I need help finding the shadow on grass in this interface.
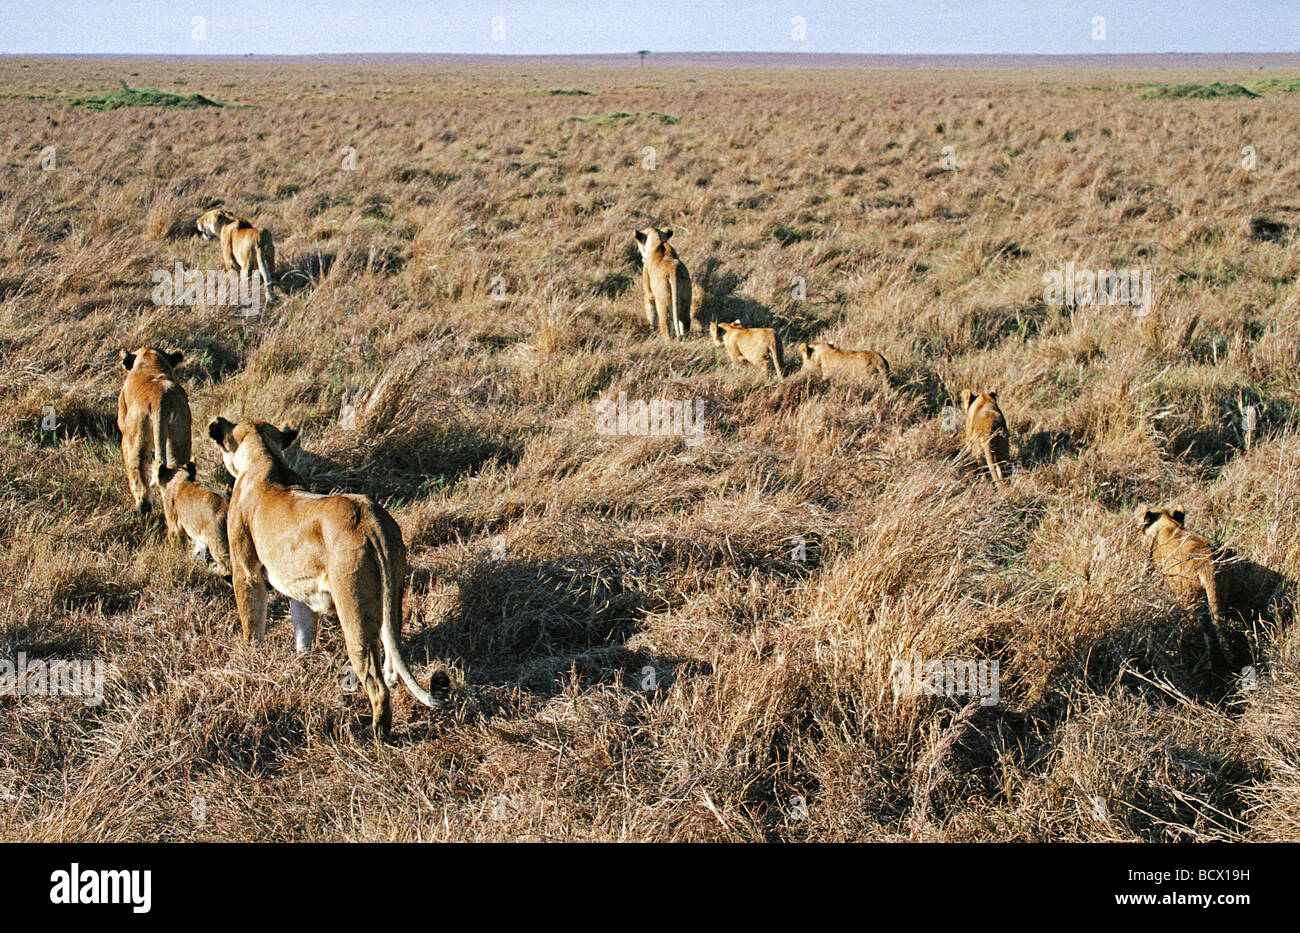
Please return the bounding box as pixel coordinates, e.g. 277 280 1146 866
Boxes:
1076 557 1292 708
1020 429 1081 467
891 363 951 419
287 426 522 502
31 398 119 446
405 553 698 703
277 251 335 294
695 259 787 334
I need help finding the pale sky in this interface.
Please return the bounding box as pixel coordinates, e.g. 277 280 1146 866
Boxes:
0 1 1295 56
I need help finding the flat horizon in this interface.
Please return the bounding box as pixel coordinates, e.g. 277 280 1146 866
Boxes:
4 51 1300 69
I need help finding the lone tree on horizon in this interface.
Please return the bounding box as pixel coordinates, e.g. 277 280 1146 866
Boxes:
637 50 649 68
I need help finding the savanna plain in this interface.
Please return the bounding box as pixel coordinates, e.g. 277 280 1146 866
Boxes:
1 57 1298 841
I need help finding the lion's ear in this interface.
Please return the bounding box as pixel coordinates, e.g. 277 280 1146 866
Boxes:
989 391 999 401
164 350 184 368
1171 508 1185 526
155 463 175 485
662 229 673 241
208 417 236 451
732 319 741 326
278 426 299 449
961 390 975 408
1140 508 1160 529
120 349 135 371
633 229 647 244
183 461 197 481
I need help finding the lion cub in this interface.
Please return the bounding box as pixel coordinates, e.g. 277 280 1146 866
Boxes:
156 461 231 577
634 227 693 340
117 347 192 515
798 342 889 382
711 320 785 377
962 390 1010 486
1138 505 1226 663
195 208 251 240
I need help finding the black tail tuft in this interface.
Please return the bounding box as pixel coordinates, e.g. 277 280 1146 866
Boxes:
427 670 451 699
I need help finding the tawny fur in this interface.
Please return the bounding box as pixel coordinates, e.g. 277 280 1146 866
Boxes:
220 221 276 303
156 461 231 577
117 347 192 515
797 342 890 382
962 390 1011 487
195 208 251 240
634 227 693 341
711 319 785 377
209 417 443 733
1138 505 1226 664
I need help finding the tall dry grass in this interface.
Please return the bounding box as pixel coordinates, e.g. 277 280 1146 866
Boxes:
0 58 1296 840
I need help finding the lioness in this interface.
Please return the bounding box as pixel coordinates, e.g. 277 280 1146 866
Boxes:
117 347 192 515
195 208 251 240
797 342 890 382
208 417 444 732
156 461 231 577
1138 505 1226 664
221 221 276 303
711 320 785 377
962 390 1010 487
634 227 692 340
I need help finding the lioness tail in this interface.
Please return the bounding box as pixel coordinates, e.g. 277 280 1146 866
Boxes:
369 504 442 708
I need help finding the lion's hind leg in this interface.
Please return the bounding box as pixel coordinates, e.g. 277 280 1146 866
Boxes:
641 270 657 331
331 580 392 734
121 418 152 515
231 564 269 641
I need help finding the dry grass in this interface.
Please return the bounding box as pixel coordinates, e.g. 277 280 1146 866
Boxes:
0 58 1298 841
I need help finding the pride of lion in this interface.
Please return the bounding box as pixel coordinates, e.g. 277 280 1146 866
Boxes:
635 227 694 340
961 391 1011 488
797 342 890 383
117 347 192 515
710 320 786 376
1138 505 1227 667
195 207 276 304
155 460 231 579
209 417 446 731
97 209 1260 735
